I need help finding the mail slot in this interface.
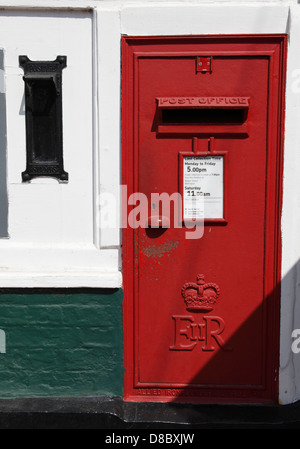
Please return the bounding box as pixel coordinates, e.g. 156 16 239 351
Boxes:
156 96 249 135
122 35 287 404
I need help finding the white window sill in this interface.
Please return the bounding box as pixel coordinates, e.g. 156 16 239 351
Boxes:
0 269 122 288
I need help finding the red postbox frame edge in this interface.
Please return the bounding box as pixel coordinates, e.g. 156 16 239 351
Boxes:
122 34 288 404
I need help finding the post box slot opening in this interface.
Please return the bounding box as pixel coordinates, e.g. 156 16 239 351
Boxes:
161 108 247 125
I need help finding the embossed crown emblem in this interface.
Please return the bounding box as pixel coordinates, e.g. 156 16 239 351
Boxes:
181 274 220 313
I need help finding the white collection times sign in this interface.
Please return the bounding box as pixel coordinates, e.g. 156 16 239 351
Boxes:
183 155 224 220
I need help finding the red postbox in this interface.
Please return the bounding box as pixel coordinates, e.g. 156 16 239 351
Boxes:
122 35 287 403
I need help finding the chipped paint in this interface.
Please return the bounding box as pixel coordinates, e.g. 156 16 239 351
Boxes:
142 240 179 258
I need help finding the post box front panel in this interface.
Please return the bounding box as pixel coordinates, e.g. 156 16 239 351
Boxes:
122 36 286 403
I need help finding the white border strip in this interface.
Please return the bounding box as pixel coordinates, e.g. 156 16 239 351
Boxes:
120 3 289 35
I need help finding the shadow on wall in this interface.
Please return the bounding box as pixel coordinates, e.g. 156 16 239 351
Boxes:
164 261 300 405
0 49 8 238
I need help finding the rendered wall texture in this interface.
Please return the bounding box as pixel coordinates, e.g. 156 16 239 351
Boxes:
0 289 124 398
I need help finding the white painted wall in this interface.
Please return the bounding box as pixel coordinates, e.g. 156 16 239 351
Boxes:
0 8 121 288
279 2 300 406
0 0 298 404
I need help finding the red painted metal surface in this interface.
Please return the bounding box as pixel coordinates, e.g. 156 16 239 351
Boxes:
122 35 287 404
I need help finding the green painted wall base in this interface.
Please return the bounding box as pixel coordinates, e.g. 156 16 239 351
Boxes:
0 288 124 398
